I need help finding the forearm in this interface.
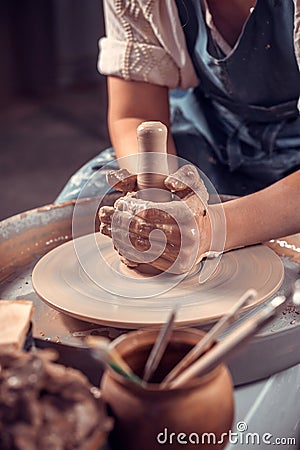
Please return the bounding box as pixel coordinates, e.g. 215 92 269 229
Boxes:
109 117 177 159
222 170 300 251
107 76 176 166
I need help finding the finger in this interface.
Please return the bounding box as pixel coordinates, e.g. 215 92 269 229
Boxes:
100 217 190 269
115 238 178 266
134 201 199 224
98 206 115 224
112 201 200 244
165 164 209 203
164 164 199 190
114 192 193 221
115 195 178 224
106 168 137 192
128 215 182 244
149 241 200 274
119 255 139 268
99 223 112 238
115 228 199 267
135 207 179 225
114 185 207 226
117 244 198 274
118 247 172 273
144 256 174 273
112 210 185 247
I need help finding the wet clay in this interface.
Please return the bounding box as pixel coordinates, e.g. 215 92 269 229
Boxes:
266 234 300 265
136 121 172 201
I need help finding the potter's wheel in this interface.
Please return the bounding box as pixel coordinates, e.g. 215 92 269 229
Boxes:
1 199 300 385
32 231 284 328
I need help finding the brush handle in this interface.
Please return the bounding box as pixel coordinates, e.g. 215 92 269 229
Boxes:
162 289 257 385
136 121 172 202
169 295 286 388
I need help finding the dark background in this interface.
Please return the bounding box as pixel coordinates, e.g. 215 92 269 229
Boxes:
0 0 110 220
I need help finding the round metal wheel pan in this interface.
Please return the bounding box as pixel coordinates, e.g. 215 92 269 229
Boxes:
0 197 300 386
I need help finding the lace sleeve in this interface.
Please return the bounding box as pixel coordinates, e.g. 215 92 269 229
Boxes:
98 0 198 89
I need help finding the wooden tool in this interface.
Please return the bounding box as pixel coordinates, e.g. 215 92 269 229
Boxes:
168 295 286 388
162 289 257 385
136 121 172 202
142 304 178 383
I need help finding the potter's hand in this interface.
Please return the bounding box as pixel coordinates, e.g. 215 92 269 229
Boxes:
99 165 211 274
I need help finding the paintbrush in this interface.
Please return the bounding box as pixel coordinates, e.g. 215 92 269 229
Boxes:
168 295 286 389
161 289 257 386
86 336 142 385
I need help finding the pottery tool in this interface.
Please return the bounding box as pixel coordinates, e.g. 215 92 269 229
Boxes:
162 288 257 385
86 336 142 385
142 304 178 383
168 294 286 389
136 121 172 202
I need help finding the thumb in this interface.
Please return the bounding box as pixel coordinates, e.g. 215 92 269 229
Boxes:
164 164 209 204
106 168 137 193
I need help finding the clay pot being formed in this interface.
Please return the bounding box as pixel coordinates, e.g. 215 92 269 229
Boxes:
101 328 234 450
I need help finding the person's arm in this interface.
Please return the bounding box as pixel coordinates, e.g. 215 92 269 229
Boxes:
107 76 177 162
99 167 300 274
222 170 300 252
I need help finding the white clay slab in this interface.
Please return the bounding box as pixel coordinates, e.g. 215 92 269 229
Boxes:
32 233 284 328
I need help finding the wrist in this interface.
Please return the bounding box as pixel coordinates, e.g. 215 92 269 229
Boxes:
198 203 227 258
197 210 212 257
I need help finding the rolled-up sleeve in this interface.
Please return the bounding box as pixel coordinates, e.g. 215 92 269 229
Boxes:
98 0 198 90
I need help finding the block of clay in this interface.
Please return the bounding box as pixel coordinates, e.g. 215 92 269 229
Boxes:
0 300 33 349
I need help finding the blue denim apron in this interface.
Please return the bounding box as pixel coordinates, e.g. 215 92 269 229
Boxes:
171 0 300 192
56 0 300 202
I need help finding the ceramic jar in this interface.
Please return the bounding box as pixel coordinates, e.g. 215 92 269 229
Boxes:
101 328 234 450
